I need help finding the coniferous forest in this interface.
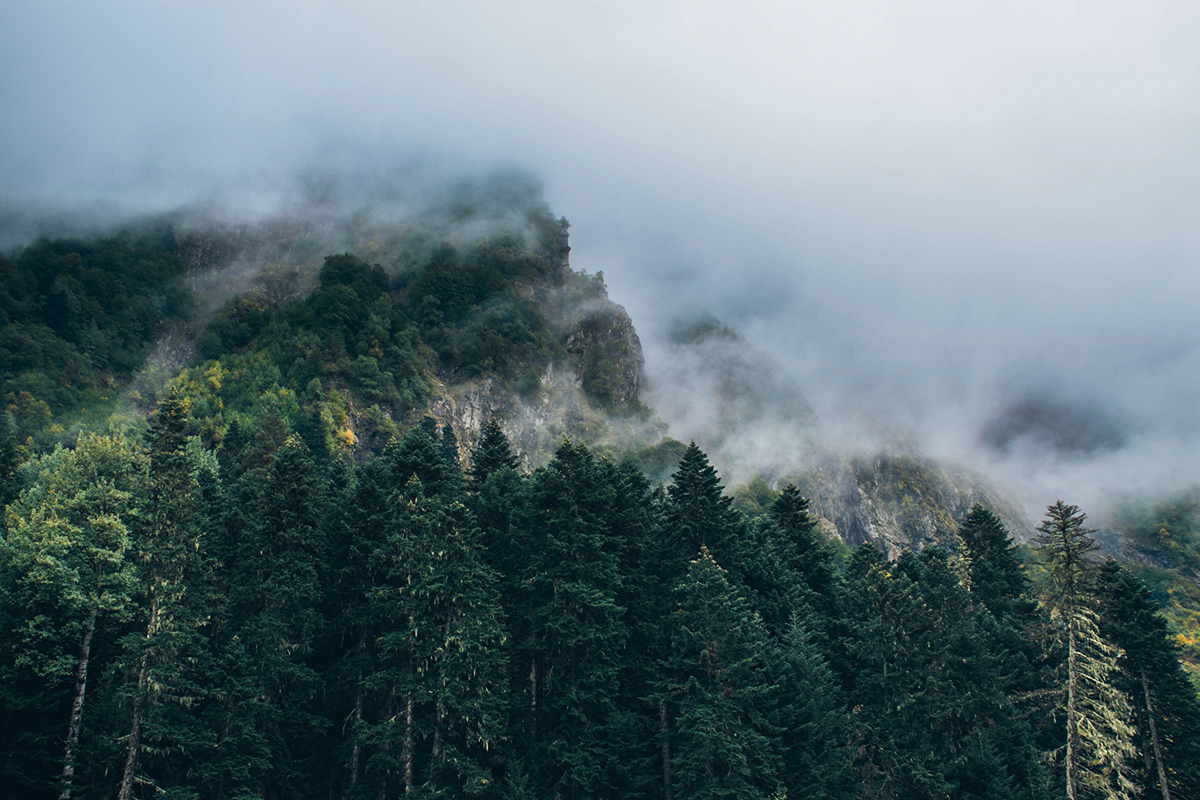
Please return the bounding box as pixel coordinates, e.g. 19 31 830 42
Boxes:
1 191 1199 800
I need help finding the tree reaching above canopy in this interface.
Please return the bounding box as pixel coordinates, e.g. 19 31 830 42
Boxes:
1035 501 1137 800
663 442 745 579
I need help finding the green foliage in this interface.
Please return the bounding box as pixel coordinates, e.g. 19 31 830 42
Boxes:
1097 560 1200 799
0 433 143 798
629 437 689 485
0 233 194 448
659 548 784 800
4 196 1200 800
731 475 779 523
1035 502 1138 800
662 442 748 581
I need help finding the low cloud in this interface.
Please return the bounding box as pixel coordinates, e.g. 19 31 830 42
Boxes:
3 1 1199 517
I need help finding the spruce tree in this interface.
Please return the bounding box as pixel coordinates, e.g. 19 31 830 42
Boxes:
324 455 395 796
468 417 520 485
959 504 1033 620
388 423 456 500
958 504 1050 795
662 443 746 582
1035 501 1137 800
215 434 328 799
658 547 783 800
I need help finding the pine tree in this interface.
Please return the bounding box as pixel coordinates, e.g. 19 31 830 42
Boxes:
1035 501 1137 800
468 417 519 485
324 455 395 796
959 504 1033 620
746 484 849 677
388 423 456 500
362 475 507 798
958 504 1050 796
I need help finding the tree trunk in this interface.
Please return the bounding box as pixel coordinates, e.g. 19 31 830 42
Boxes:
349 667 364 788
660 698 672 800
1140 666 1171 800
59 608 97 800
430 702 442 793
378 691 395 800
1066 615 1078 800
402 692 413 793
530 656 538 714
118 597 160 800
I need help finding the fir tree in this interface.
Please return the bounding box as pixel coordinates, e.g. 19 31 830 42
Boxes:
662 443 746 582
510 440 633 800
324 455 395 796
959 504 1034 621
388 423 456 500
217 434 329 799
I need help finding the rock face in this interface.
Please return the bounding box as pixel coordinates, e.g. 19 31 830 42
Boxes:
792 453 1030 556
564 301 644 408
428 272 649 469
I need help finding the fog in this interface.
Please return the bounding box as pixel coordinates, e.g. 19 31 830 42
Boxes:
4 1 1200 515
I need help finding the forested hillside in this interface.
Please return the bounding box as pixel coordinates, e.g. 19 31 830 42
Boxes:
4 408 1199 799
2 184 1200 799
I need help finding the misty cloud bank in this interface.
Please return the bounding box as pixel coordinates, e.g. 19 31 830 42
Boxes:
4 1 1200 518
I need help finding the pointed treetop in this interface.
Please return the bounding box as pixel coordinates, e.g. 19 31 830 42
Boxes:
958 503 1032 618
468 417 519 484
145 388 189 466
1034 500 1100 602
771 483 811 527
390 424 454 499
668 442 727 509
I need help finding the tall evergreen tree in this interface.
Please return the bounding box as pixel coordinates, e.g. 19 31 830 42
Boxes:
662 443 746 582
323 454 395 797
957 504 1051 795
392 482 508 795
510 440 633 800
1097 559 1200 800
213 434 328 799
388 423 456 500
658 547 783 800
959 504 1033 620
116 390 213 800
468 417 520 485
1035 502 1137 800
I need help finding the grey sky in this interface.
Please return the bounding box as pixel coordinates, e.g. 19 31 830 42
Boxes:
4 1 1200 512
